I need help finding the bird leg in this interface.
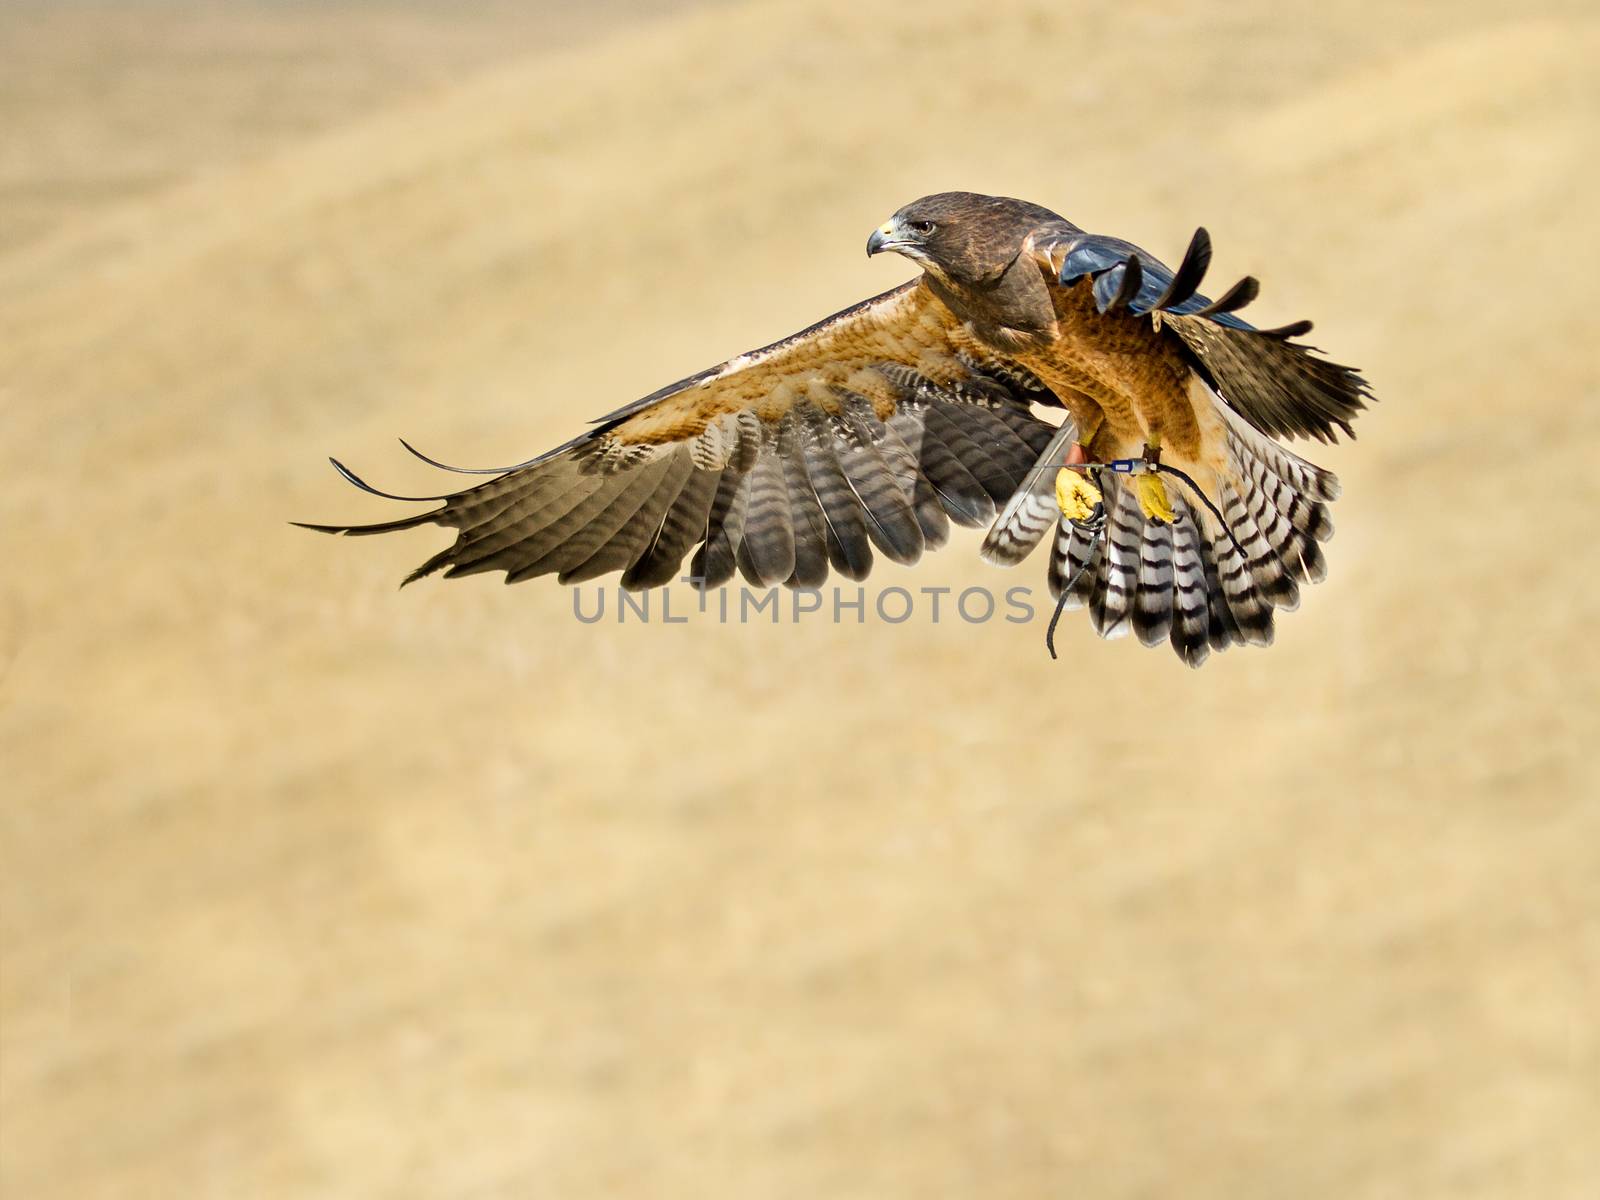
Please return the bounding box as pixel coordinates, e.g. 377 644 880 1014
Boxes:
1055 438 1103 523
1133 438 1176 523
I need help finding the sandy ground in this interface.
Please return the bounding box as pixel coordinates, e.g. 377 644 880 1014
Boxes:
2 2 1598 1197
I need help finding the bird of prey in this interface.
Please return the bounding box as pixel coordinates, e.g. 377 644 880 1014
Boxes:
300 192 1372 666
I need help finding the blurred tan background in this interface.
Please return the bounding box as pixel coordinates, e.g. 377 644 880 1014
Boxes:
2 2 1597 1197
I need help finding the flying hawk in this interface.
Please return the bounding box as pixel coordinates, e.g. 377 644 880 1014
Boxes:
300 192 1372 666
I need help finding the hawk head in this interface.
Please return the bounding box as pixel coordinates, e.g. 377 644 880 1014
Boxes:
867 192 1065 286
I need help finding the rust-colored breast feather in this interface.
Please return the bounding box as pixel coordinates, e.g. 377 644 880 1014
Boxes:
1012 278 1198 459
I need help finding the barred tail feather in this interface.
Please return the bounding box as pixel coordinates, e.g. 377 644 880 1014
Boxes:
1167 499 1211 667
1207 506 1275 647
1089 481 1141 640
1030 366 1341 664
1047 516 1101 611
1221 483 1300 612
1131 514 1174 648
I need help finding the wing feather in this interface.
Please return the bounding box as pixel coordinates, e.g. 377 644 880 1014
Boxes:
921 404 1017 504
304 280 1060 592
561 451 695 584
895 413 996 527
441 471 608 580
511 454 679 583
776 416 831 589
622 466 721 591
1046 227 1373 443
832 398 925 566
797 405 875 581
692 465 753 590
871 411 951 549
980 420 1077 567
735 435 797 588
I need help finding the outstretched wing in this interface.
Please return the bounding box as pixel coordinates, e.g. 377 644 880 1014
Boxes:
299 281 1066 591
1038 227 1373 443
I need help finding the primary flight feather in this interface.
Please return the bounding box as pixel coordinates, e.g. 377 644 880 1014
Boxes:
299 192 1373 666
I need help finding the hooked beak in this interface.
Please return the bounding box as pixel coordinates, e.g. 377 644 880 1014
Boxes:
866 220 897 257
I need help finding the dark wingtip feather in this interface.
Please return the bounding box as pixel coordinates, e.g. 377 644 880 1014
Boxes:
290 509 439 537
1109 254 1143 311
1259 319 1314 340
1171 637 1210 669
397 437 510 475
401 545 456 587
329 456 451 503
1193 275 1260 317
1153 228 1212 311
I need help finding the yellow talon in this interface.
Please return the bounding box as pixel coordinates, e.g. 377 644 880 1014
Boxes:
1055 468 1103 523
1133 471 1176 523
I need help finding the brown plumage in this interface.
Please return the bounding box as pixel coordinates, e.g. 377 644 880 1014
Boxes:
300 192 1373 666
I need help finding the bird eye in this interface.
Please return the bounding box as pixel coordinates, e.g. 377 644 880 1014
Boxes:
908 220 936 234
